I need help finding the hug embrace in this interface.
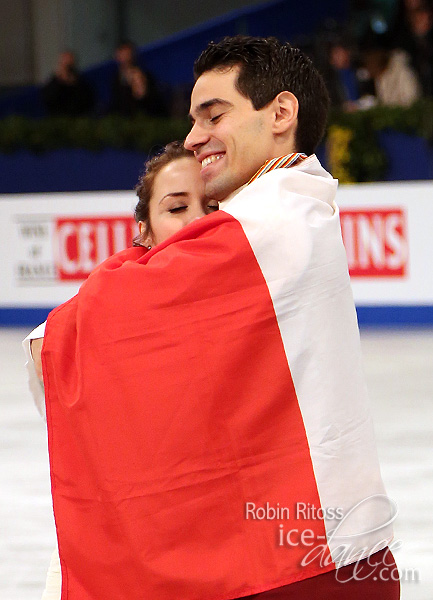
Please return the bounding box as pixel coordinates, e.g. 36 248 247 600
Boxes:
26 36 400 600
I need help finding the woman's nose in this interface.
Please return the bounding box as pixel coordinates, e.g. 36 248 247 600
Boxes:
185 205 207 224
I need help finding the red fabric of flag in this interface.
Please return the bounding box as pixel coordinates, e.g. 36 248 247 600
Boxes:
42 210 333 600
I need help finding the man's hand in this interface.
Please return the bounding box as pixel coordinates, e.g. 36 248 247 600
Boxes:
30 338 44 382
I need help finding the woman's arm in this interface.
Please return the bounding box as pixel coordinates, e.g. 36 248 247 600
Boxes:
30 337 44 382
22 322 46 419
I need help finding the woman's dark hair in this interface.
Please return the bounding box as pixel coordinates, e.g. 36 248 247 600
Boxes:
194 35 330 156
133 141 194 246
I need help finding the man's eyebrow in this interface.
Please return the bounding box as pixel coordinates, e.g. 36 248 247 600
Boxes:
158 191 187 205
188 98 232 121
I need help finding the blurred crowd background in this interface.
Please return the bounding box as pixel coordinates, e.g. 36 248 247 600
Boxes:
0 0 432 191
1 0 432 118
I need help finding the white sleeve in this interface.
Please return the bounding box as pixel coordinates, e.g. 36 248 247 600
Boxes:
22 322 47 420
41 546 61 600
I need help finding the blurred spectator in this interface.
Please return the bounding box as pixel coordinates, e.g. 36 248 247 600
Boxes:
42 51 94 117
362 46 422 106
392 0 430 43
323 41 362 111
110 41 167 117
398 5 433 96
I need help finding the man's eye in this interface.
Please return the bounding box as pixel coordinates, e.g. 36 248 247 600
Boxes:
169 206 187 213
210 114 223 123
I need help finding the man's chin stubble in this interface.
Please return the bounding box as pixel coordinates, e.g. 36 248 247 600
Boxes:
205 175 238 203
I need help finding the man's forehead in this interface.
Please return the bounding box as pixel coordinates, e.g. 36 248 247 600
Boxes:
189 67 241 116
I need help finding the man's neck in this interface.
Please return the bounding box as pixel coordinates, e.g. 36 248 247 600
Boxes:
219 152 309 208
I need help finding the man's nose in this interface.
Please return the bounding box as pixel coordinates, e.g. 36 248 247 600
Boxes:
184 122 208 152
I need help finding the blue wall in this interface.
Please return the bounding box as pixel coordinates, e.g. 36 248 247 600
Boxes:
378 132 433 181
2 305 433 329
0 148 147 194
1 132 432 194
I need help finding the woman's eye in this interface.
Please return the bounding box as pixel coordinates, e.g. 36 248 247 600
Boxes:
210 114 223 123
207 204 219 212
169 206 187 213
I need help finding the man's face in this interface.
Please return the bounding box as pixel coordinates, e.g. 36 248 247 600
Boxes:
59 51 75 70
185 66 276 201
115 45 134 67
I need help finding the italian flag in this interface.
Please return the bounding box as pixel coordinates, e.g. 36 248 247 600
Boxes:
42 156 392 599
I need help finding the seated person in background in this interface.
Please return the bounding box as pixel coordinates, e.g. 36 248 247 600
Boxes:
402 4 433 97
391 0 430 48
41 50 94 117
24 140 218 600
362 44 422 106
110 40 167 117
323 40 361 111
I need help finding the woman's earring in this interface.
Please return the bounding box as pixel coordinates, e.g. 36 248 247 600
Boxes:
147 245 152 250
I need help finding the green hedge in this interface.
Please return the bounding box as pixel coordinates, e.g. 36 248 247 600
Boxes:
0 115 191 154
1 100 432 182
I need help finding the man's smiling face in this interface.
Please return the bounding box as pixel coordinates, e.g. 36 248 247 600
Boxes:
185 66 277 201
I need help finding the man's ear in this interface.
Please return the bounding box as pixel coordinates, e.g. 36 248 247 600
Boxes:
271 91 298 135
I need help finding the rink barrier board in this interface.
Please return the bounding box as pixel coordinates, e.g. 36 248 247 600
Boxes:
1 182 432 326
1 305 433 328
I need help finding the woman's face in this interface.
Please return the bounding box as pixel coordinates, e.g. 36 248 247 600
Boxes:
140 157 218 247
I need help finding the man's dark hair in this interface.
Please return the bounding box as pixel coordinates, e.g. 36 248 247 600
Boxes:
194 35 329 156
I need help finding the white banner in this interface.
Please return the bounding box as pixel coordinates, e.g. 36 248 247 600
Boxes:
0 191 137 307
337 181 433 305
0 182 432 309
